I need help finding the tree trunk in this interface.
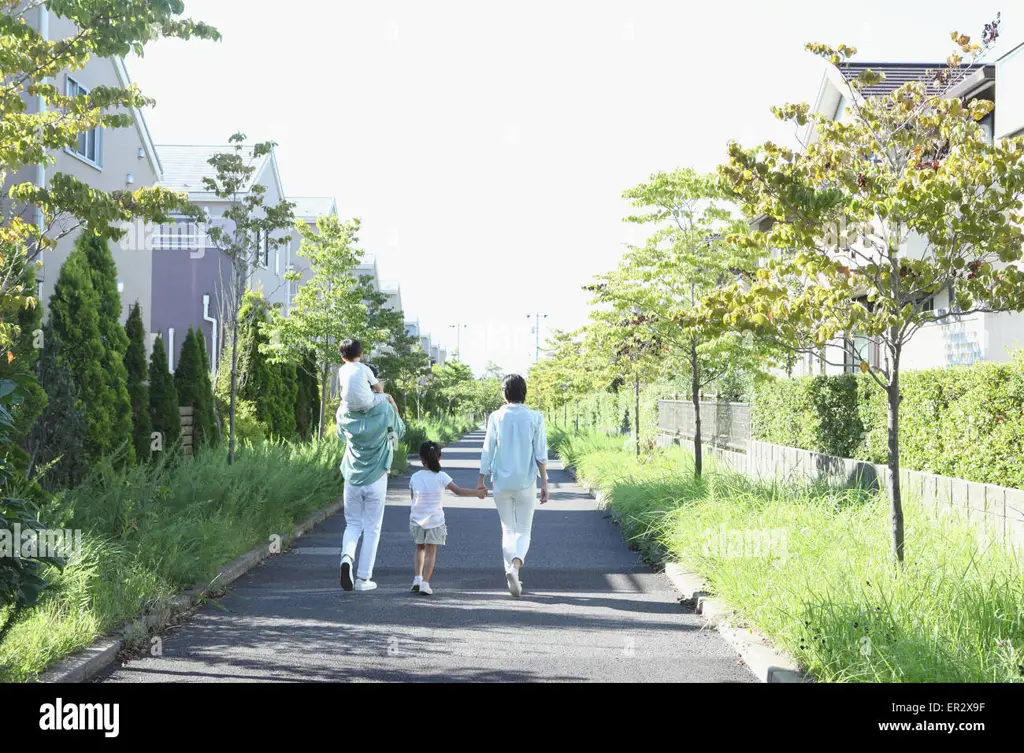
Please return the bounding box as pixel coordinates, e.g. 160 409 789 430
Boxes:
318 365 328 441
633 374 640 459
228 314 239 465
691 340 703 479
574 399 579 433
886 371 905 566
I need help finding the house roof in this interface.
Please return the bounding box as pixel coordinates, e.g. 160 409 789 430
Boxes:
289 196 337 220
156 144 274 196
836 62 994 97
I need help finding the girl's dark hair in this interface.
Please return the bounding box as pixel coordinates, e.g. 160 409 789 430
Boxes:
419 441 441 473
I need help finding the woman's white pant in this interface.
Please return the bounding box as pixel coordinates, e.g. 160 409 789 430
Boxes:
494 485 537 571
341 474 389 580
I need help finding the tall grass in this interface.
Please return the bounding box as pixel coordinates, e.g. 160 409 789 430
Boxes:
569 439 1024 683
0 440 341 682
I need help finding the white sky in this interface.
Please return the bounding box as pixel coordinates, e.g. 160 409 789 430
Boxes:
126 0 1022 377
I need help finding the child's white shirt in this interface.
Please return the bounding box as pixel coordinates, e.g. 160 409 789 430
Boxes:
338 361 378 413
409 469 452 529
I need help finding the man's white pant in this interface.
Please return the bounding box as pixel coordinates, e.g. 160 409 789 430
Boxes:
341 474 389 580
494 485 536 572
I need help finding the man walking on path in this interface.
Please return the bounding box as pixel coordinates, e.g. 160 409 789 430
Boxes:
478 374 548 598
337 394 406 592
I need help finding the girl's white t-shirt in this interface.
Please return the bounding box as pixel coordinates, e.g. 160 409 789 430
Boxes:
409 469 452 529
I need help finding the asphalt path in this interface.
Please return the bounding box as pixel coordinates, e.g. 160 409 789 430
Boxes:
100 431 753 683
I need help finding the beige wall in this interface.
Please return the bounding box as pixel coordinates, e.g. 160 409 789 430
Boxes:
26 10 159 334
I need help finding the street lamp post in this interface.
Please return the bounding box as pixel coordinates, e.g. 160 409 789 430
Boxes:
449 323 467 361
527 313 548 364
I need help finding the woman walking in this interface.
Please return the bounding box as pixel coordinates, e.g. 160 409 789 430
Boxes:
478 374 548 598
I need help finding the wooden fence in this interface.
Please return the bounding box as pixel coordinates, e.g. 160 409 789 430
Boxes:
180 406 193 454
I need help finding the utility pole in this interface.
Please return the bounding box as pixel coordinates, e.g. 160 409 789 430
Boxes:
449 323 467 362
527 313 548 364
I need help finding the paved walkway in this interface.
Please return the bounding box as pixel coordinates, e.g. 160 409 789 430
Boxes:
101 431 753 683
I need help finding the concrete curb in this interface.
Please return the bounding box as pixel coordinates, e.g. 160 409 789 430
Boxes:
573 468 809 684
37 498 344 684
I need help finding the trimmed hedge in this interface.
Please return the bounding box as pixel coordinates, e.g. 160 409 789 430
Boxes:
752 353 1024 490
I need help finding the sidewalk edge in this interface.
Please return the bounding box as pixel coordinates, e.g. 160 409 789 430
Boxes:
571 467 809 684
36 498 344 684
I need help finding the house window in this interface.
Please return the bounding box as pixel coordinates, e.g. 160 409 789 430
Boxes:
254 231 270 268
845 333 875 373
981 113 995 145
833 94 848 122
66 77 103 167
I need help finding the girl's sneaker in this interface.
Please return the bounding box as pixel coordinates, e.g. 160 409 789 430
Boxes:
419 581 433 596
411 576 422 592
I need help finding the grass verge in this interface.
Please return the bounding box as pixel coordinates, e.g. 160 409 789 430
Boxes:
552 431 1024 683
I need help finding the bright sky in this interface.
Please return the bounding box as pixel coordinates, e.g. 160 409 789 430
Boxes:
126 0 1022 377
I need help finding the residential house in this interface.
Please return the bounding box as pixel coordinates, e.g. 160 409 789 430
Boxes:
11 4 163 333
287 195 338 314
151 144 292 373
783 56 1021 377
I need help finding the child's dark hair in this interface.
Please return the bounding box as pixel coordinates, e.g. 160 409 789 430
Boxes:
419 441 441 473
339 338 362 360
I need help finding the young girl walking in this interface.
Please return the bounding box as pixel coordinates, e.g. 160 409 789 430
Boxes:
409 441 486 595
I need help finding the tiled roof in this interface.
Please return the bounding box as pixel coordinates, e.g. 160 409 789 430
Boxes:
156 144 271 194
289 196 337 220
836 62 993 97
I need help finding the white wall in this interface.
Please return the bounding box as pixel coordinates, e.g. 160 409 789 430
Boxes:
997 43 1024 139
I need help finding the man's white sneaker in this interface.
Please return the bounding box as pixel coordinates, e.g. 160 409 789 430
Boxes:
339 556 354 591
506 567 522 598
354 579 378 592
419 581 433 596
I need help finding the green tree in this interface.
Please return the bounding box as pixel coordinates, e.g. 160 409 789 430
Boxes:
0 266 47 477
79 234 134 464
219 291 297 440
617 168 772 476
203 134 295 462
0 0 218 354
148 335 180 451
263 216 370 439
47 240 129 464
705 25 1024 564
194 327 218 446
24 325 88 489
175 328 215 451
294 350 320 441
123 302 151 462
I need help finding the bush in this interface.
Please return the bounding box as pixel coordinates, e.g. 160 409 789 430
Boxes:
751 353 1024 489
752 375 863 458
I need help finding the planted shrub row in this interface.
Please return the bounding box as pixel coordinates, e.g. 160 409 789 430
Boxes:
752 354 1024 490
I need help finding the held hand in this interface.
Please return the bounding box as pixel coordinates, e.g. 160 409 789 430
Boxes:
476 488 488 499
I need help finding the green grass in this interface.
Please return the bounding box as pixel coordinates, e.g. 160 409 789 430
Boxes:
557 434 1024 683
0 440 342 682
